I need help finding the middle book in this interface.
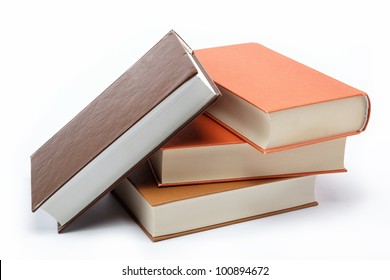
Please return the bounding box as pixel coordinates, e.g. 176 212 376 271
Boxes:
149 114 346 187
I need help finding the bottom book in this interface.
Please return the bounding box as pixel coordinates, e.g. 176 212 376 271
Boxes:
112 164 318 241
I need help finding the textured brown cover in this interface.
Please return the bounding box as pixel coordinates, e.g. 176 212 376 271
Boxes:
30 30 220 231
112 164 318 241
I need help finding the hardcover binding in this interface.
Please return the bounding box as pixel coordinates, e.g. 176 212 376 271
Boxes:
31 30 220 232
150 167 346 187
195 43 371 153
57 95 219 233
206 111 361 154
111 190 318 242
194 43 370 113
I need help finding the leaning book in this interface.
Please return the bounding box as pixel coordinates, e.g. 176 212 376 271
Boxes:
30 30 220 232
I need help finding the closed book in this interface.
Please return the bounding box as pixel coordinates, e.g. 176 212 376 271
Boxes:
195 43 370 153
113 164 317 241
150 114 346 186
30 30 220 232
113 163 318 241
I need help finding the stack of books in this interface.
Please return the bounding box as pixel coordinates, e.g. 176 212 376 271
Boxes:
30 31 370 241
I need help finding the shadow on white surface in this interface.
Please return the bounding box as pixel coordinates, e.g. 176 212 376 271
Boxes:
60 193 134 233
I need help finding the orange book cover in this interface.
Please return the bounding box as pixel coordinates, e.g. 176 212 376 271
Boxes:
162 114 243 149
195 43 370 153
150 114 346 186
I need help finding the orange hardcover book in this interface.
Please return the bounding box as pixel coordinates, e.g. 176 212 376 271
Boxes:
195 43 370 153
150 114 346 186
112 163 318 241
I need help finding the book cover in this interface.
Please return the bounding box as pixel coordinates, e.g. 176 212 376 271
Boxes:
31 30 220 232
112 163 318 241
150 114 346 186
195 43 370 153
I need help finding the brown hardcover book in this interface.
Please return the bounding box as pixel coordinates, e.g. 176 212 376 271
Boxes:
195 43 370 153
112 163 318 242
31 30 220 232
150 114 346 186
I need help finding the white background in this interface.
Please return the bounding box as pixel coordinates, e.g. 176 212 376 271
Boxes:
1 0 389 277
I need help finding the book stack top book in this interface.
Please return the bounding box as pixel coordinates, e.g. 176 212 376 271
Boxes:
195 43 370 153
